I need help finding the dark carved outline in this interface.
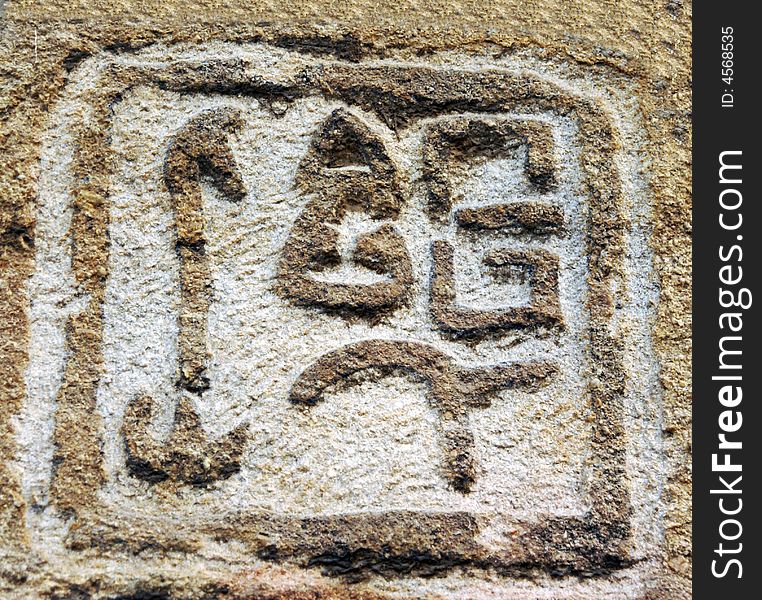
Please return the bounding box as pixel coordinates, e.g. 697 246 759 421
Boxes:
455 201 564 233
122 109 249 487
431 242 563 338
422 116 557 219
276 108 414 316
45 46 632 577
289 339 556 492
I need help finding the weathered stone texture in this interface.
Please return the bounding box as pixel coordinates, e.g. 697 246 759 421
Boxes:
1 1 690 598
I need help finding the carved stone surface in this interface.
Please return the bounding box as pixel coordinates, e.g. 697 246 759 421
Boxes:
0 4 691 599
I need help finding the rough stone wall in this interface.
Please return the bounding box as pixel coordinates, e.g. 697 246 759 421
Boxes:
0 2 691 598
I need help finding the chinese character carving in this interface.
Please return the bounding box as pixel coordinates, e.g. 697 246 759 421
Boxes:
120 103 569 491
279 112 565 492
422 117 558 219
431 243 563 338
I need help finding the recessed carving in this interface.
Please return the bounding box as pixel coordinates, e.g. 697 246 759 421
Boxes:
123 396 248 486
422 117 557 219
290 339 557 492
122 108 249 486
431 241 563 338
455 201 564 234
277 108 413 315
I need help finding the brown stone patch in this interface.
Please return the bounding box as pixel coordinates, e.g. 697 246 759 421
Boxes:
455 201 564 233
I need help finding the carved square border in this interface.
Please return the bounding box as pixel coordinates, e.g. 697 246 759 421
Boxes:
40 44 635 577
